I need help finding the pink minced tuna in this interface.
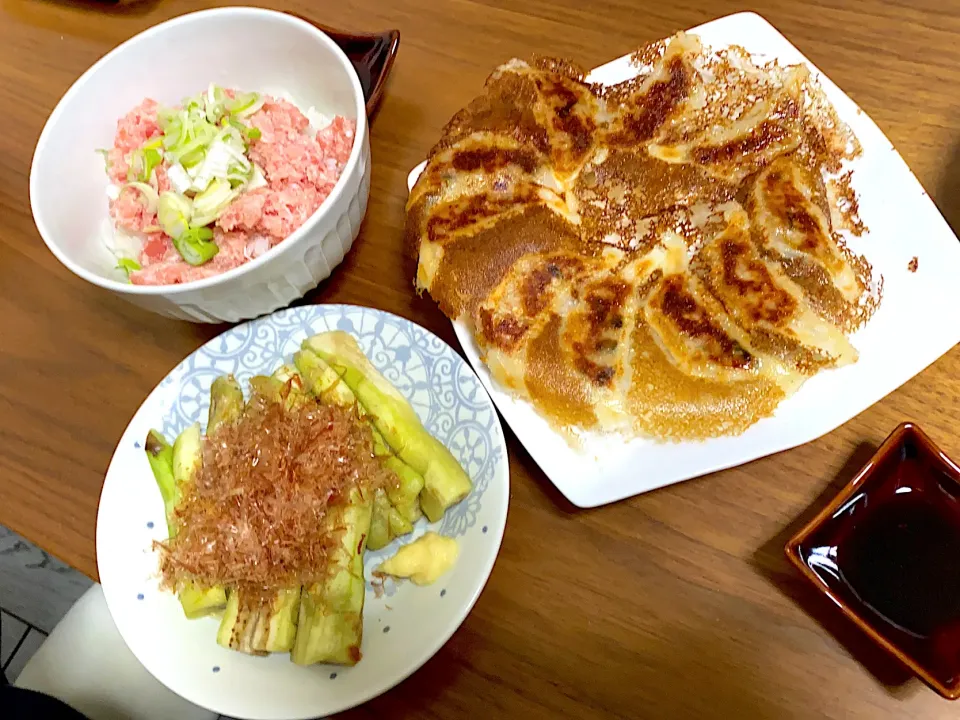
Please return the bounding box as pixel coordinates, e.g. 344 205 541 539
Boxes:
106 94 355 286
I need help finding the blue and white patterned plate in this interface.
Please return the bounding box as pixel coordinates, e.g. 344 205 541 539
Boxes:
96 305 509 720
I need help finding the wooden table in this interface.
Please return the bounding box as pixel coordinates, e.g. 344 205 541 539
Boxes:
2 0 960 717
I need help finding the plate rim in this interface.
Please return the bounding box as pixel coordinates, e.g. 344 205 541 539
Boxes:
95 303 511 719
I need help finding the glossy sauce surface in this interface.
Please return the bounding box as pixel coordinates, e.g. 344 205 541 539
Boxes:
802 437 960 688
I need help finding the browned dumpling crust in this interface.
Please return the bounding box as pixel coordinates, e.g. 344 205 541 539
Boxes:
407 32 879 441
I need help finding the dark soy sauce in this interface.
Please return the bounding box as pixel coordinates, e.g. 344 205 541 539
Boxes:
840 495 960 638
801 437 960 686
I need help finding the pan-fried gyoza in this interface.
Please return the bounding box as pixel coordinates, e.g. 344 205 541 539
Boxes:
407 32 879 441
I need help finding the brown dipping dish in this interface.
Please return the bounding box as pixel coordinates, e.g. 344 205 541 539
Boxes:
292 17 399 118
786 423 960 699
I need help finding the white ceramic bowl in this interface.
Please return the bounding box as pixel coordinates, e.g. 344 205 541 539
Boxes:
30 7 370 323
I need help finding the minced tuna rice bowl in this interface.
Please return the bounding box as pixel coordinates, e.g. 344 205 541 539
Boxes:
101 86 355 285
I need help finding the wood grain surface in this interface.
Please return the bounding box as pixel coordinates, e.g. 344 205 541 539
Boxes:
2 0 960 717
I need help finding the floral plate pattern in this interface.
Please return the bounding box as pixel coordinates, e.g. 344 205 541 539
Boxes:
96 305 509 720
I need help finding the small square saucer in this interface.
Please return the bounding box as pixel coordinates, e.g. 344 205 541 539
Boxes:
786 423 960 699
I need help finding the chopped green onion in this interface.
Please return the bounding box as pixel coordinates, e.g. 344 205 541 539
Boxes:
225 117 261 145
221 143 250 171
194 226 214 241
158 191 193 240
226 91 264 118
182 96 207 119
227 161 255 187
161 117 184 149
141 148 162 182
227 167 252 186
142 86 262 262
172 226 219 266
117 257 142 276
126 138 165 182
169 130 214 164
158 106 178 127
191 178 237 226
204 84 228 124
158 191 219 266
179 147 206 169
158 105 219 165
217 122 249 146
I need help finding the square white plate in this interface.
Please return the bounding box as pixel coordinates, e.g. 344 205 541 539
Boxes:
407 11 960 508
